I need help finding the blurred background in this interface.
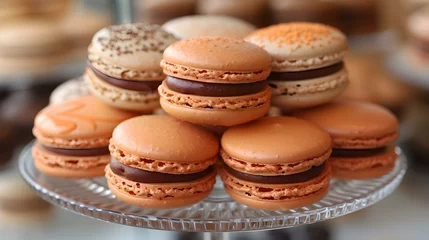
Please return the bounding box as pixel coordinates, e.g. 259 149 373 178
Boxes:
0 0 428 239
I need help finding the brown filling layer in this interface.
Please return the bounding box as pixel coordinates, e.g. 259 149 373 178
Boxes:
268 61 344 81
331 147 387 158
224 162 326 184
110 158 214 183
89 63 161 91
165 76 267 97
41 144 109 156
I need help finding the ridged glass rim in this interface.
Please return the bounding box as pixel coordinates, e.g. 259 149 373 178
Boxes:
19 141 407 232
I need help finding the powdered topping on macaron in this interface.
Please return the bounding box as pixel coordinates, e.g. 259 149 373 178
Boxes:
88 23 178 80
245 22 347 71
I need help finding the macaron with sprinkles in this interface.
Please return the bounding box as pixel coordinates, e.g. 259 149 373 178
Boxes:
296 100 399 179
105 115 218 209
158 37 272 126
220 117 332 210
245 22 348 110
85 23 178 112
32 96 137 178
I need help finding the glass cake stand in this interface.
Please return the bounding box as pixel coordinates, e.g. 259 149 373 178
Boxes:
19 141 407 237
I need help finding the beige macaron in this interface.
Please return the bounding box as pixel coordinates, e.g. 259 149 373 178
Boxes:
162 15 256 39
245 22 348 110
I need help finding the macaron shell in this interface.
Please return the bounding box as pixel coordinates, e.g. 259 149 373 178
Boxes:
105 164 216 209
109 142 217 174
220 165 331 210
221 117 332 164
32 143 109 178
88 23 178 81
162 37 272 83
84 68 160 112
295 101 399 149
329 146 397 179
408 5 429 41
245 23 347 72
111 115 219 163
34 96 137 143
221 149 331 176
162 15 256 39
270 67 348 109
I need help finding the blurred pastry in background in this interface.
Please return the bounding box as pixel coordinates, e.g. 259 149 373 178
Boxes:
0 19 68 76
342 54 413 116
0 121 15 167
197 0 268 27
407 4 429 64
137 0 196 24
26 0 71 19
0 169 52 224
61 9 111 60
269 0 341 29
0 0 29 22
49 76 90 105
324 0 379 35
163 15 256 39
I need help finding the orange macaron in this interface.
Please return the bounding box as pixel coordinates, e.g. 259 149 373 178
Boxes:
106 115 218 209
158 37 272 126
219 117 332 210
296 100 399 179
32 96 137 178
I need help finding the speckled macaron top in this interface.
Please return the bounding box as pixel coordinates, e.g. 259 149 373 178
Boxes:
88 23 178 81
161 37 272 83
245 22 347 72
295 101 399 149
221 117 331 165
110 115 219 163
408 5 429 41
162 15 256 39
33 96 137 149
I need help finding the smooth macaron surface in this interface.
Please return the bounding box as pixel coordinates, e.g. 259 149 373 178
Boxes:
245 22 347 71
295 100 398 149
111 115 219 162
161 37 272 82
221 117 331 164
34 96 137 147
88 23 178 81
162 15 256 39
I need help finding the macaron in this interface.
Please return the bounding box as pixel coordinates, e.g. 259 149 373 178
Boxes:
407 5 429 62
105 115 218 208
245 23 349 110
159 37 272 126
49 76 90 105
85 23 178 112
220 117 332 210
162 15 256 39
32 96 137 178
0 19 67 76
296 100 399 179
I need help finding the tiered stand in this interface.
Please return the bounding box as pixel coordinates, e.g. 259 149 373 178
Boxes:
19 142 406 239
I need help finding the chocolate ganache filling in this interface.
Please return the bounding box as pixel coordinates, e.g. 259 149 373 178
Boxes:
89 63 161 91
110 158 214 183
268 61 344 81
331 147 387 158
165 76 267 97
41 144 110 156
224 163 326 184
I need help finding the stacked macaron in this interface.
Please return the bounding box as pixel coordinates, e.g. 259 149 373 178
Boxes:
245 23 348 110
32 96 137 178
85 23 178 112
296 101 399 179
158 37 272 126
219 117 332 210
105 115 218 208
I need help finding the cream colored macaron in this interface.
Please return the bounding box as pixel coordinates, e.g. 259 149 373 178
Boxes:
85 23 178 112
245 22 348 110
163 15 256 39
